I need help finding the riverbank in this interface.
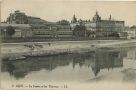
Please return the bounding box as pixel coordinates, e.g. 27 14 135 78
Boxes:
1 40 136 60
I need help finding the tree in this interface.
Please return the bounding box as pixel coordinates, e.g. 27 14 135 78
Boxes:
6 26 15 38
130 25 136 29
73 24 86 37
56 20 70 25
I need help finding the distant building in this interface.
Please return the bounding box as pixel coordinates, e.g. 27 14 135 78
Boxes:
54 24 73 38
4 10 73 39
32 23 72 38
0 23 32 38
27 15 73 39
124 26 136 39
1 10 129 40
32 27 52 38
71 11 125 39
6 10 28 24
71 14 77 24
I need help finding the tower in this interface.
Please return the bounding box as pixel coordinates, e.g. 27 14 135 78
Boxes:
109 14 111 20
92 11 101 22
71 14 77 23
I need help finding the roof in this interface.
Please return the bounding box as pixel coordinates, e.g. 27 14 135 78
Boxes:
100 20 124 23
0 23 31 28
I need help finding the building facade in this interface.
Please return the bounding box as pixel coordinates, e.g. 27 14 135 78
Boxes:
31 24 72 38
4 10 73 39
0 23 32 39
124 26 136 39
71 11 125 39
1 10 129 40
6 10 28 24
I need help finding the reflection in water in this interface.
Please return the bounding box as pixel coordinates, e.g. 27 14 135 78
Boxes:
2 47 130 80
91 49 124 76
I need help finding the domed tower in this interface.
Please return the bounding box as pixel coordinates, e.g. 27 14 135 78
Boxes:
71 14 77 23
92 11 101 22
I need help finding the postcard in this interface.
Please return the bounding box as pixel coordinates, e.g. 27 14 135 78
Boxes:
0 0 136 90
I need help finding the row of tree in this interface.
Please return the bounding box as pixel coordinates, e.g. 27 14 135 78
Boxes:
3 26 15 38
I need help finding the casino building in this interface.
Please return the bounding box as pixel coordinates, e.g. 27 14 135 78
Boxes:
71 11 126 39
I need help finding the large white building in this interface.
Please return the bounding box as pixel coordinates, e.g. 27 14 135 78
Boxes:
71 11 126 39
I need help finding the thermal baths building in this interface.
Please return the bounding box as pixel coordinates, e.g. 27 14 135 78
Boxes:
32 24 72 38
71 11 126 39
1 10 127 40
1 10 73 39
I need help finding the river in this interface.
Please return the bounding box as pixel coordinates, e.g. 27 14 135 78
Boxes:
1 47 136 89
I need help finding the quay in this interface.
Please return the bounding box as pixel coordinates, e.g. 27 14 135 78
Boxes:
1 40 136 60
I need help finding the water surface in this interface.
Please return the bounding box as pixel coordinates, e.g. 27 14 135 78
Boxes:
1 47 136 84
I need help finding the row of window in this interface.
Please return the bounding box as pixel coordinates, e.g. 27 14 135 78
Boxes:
35 33 73 35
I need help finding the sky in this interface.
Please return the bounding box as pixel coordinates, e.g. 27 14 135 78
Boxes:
1 0 136 26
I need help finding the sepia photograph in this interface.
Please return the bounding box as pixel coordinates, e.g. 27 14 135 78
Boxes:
0 0 136 90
